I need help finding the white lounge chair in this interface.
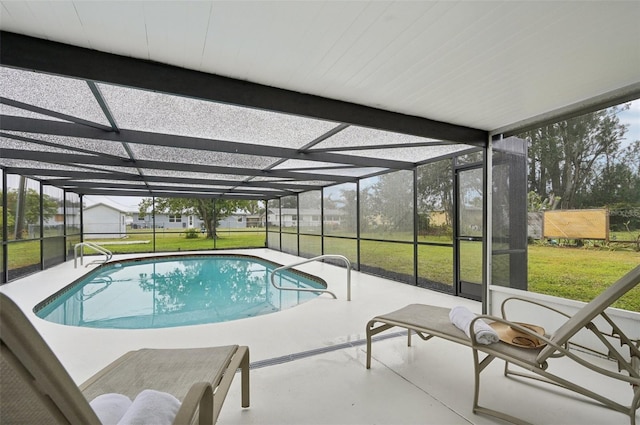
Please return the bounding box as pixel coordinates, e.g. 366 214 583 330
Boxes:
0 292 250 424
366 265 640 424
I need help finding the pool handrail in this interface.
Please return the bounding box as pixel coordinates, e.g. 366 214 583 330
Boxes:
74 242 113 268
75 276 114 301
270 255 352 301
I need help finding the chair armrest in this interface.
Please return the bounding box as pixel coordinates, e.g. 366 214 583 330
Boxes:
173 382 214 425
500 296 572 321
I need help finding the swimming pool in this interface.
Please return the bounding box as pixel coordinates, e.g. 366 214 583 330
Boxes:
35 254 327 329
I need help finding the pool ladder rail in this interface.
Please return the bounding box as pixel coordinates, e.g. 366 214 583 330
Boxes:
74 242 113 268
75 276 114 301
270 255 352 301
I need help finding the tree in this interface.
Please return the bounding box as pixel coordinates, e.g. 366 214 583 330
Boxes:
416 159 453 228
521 104 629 210
368 170 414 233
3 186 59 239
575 140 640 207
280 196 297 209
139 197 257 239
137 257 265 316
336 187 358 233
243 200 265 216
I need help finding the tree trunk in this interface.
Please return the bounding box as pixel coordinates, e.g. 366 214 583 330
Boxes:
14 176 27 240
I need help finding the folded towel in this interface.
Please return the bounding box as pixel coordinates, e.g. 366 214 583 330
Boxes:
117 389 181 425
90 393 132 425
449 305 499 345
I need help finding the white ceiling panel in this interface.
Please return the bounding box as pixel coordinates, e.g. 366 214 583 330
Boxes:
72 1 148 58
143 1 212 70
3 1 638 132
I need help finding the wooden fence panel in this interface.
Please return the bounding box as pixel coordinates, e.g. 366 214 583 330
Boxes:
543 209 608 240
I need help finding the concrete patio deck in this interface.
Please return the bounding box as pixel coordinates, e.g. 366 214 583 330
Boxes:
1 249 636 425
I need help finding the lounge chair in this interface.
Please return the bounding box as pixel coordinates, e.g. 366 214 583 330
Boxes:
0 292 250 424
366 265 640 425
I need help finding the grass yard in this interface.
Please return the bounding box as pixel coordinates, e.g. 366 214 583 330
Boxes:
528 245 640 311
86 229 266 253
5 231 639 311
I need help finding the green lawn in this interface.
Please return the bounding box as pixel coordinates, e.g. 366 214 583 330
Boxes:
87 229 266 253
5 231 639 311
528 245 640 311
7 240 41 269
610 230 640 243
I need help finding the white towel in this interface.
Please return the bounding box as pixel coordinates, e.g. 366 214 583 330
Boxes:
449 305 499 345
117 389 181 425
90 393 132 425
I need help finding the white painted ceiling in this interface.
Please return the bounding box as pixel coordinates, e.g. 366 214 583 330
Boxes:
1 1 639 200
2 0 639 132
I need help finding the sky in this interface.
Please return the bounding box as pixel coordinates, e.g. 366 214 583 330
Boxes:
84 195 142 211
618 99 640 147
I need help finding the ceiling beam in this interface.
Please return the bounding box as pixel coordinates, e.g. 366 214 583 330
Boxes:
0 168 329 191
0 148 353 183
1 116 416 170
71 187 268 200
60 180 295 197
309 140 455 153
0 131 127 160
493 82 640 137
0 31 488 145
0 96 112 131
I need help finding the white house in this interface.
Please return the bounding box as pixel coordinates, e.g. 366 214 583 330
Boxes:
132 212 202 230
218 212 249 229
267 208 344 228
83 202 130 239
133 211 262 230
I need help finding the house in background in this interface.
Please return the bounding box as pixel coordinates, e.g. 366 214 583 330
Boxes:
267 208 344 228
38 205 80 239
133 210 262 230
219 212 249 229
217 211 265 229
84 202 132 239
133 212 203 230
246 213 265 228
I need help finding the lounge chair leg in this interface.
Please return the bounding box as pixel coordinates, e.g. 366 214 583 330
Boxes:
407 329 412 347
241 347 250 408
472 347 481 413
366 330 372 369
630 387 639 425
365 321 394 369
199 385 214 425
472 353 527 424
472 348 533 425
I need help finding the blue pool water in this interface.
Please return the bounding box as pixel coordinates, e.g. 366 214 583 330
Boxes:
35 254 326 329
